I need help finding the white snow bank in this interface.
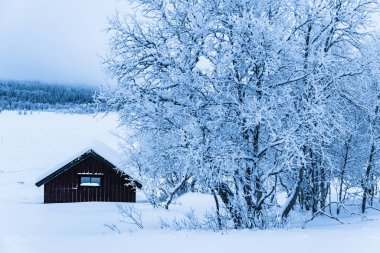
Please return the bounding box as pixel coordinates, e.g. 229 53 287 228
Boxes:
1 111 380 253
0 111 121 173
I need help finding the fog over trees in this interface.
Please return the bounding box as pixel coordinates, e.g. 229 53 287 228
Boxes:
0 80 99 113
100 0 380 229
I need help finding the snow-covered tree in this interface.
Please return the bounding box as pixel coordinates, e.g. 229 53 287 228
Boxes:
279 0 378 218
101 0 380 228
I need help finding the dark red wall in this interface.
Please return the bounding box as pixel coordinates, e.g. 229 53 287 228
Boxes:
43 154 136 203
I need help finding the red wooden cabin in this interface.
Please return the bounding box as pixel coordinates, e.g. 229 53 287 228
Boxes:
35 142 141 203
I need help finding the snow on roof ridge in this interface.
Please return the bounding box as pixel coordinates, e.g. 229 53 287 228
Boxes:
35 139 123 184
85 139 122 167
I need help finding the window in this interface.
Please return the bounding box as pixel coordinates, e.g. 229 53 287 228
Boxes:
80 176 101 187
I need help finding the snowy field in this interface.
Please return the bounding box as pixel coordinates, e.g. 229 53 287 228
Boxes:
1 111 380 253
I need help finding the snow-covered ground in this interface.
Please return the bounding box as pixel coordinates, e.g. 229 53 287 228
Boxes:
0 111 380 253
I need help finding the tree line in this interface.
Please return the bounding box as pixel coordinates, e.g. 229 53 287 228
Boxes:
0 80 99 113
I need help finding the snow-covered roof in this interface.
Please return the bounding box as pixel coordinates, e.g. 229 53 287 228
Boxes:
35 140 131 187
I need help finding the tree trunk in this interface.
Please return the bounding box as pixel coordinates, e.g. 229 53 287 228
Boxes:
212 190 222 229
217 183 241 228
282 166 304 219
362 142 375 213
337 137 351 215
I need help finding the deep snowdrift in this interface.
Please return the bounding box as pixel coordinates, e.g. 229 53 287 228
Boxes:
0 111 379 253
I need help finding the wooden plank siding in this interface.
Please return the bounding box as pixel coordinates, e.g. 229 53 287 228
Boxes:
43 154 137 203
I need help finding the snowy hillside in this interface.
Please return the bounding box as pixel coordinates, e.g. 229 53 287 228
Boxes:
0 111 380 253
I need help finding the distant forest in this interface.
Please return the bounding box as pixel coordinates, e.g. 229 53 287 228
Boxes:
0 80 100 113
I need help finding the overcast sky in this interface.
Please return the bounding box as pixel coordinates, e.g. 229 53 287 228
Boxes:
0 0 129 86
0 1 379 86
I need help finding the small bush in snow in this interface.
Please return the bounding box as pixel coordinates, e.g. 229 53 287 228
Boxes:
117 204 143 229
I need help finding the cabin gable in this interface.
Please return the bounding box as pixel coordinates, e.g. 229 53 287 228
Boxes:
38 151 140 203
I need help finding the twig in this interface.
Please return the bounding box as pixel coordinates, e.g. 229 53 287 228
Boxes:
367 206 380 212
302 210 343 229
117 204 144 229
